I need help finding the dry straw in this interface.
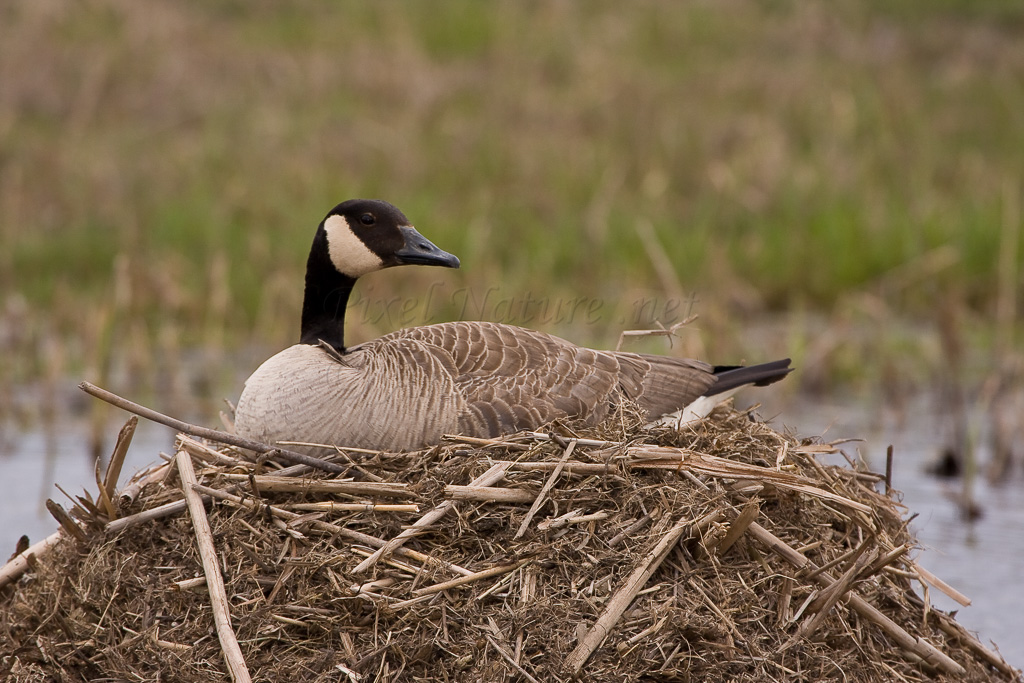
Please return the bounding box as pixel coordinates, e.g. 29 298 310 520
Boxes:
0 387 1019 682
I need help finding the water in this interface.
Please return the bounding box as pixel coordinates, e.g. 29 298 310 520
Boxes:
1 399 1021 669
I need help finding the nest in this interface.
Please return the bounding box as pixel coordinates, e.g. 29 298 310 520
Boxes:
1 400 1020 682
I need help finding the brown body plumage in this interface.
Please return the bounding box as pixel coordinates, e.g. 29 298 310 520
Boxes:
234 200 790 452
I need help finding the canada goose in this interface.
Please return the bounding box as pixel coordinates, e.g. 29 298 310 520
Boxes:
234 199 791 452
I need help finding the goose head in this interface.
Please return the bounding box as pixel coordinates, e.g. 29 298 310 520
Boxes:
319 199 460 278
301 199 459 348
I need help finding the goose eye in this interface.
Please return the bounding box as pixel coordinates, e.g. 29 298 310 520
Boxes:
359 213 376 226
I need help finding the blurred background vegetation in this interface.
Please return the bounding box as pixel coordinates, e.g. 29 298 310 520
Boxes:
1 0 1022 432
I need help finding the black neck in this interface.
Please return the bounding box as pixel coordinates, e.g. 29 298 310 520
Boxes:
299 229 355 351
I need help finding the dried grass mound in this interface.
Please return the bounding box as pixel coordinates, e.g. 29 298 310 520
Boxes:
1 403 1020 682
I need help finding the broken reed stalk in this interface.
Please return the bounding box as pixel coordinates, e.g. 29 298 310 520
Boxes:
784 539 877 647
913 561 972 607
79 381 345 474
486 634 542 683
284 502 420 513
106 440 359 535
714 498 760 555
218 474 413 498
191 484 473 577
0 532 63 590
352 462 509 574
671 450 967 676
93 454 118 521
118 461 172 510
175 450 252 683
515 438 577 539
746 520 965 676
445 485 536 503
565 508 725 674
104 416 137 500
45 500 88 543
412 560 530 596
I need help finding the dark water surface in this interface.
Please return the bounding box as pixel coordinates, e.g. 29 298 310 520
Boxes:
2 399 1021 669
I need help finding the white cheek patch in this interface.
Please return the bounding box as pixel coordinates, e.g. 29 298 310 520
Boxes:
323 215 385 278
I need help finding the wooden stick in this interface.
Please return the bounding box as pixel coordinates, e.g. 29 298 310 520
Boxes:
0 531 63 590
175 451 252 683
192 484 473 577
565 508 724 673
352 462 509 574
516 439 576 539
80 381 345 474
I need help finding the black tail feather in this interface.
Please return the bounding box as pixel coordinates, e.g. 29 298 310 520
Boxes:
704 359 793 397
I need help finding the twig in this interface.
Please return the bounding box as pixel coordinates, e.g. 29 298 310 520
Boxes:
498 461 612 474
352 462 509 574
486 634 541 683
79 381 345 474
284 502 420 513
607 512 656 547
413 560 529 596
536 511 609 531
565 508 725 674
516 439 577 539
442 434 532 451
218 474 414 498
445 485 536 503
178 435 252 469
523 432 622 448
174 450 252 683
615 317 695 352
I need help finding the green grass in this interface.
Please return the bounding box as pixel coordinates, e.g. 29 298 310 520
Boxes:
0 0 1022 408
